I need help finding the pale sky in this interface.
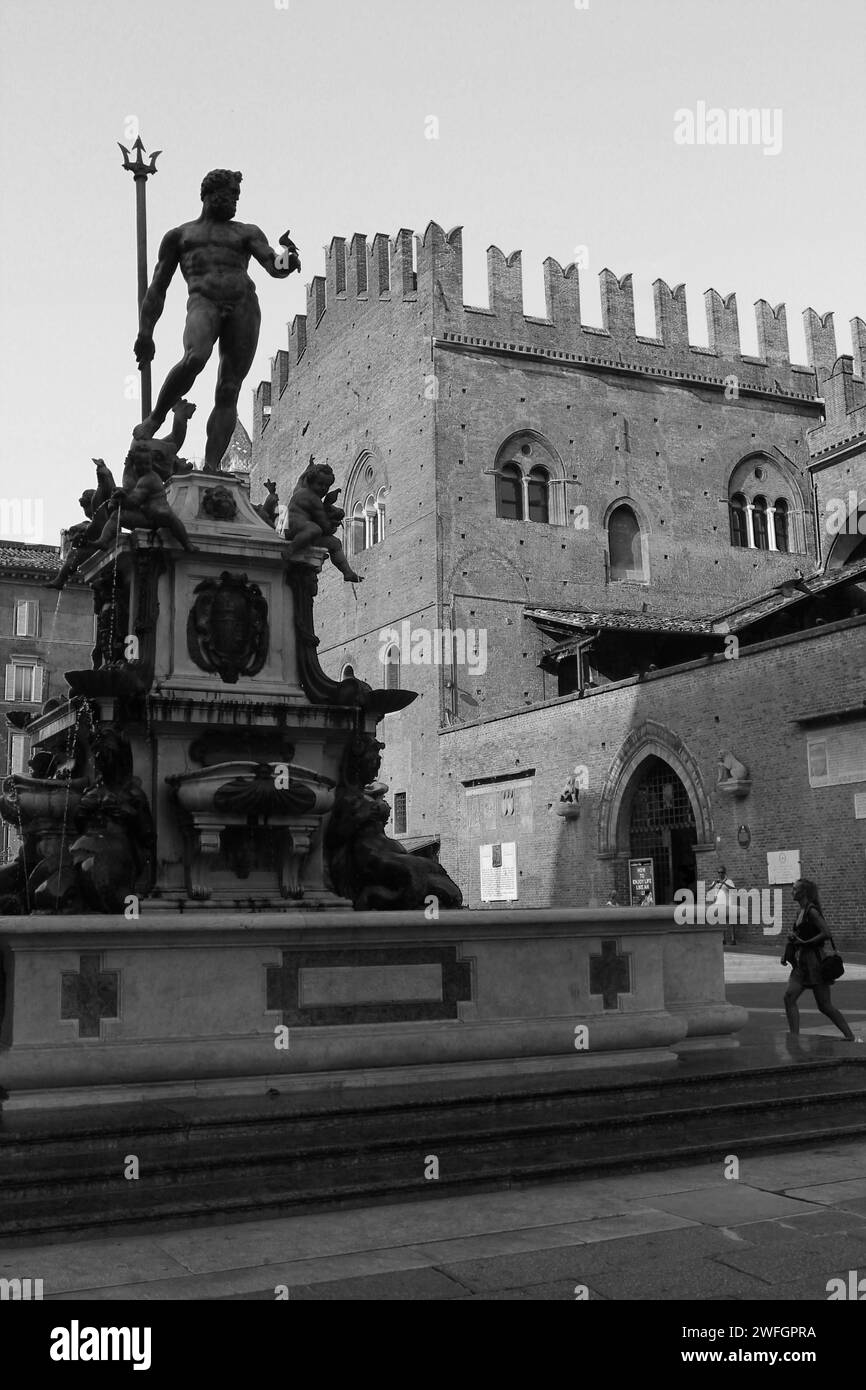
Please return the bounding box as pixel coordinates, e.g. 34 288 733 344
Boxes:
1 0 864 544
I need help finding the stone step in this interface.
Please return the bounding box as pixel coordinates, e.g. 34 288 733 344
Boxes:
3 1072 866 1184
0 1063 865 1237
2 1056 860 1165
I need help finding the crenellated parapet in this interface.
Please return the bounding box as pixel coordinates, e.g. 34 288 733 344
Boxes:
253 221 863 435
807 319 866 456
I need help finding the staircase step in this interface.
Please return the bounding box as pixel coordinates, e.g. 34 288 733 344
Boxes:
1 1059 865 1238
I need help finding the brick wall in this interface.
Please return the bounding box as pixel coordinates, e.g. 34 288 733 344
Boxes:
251 223 862 864
439 617 866 945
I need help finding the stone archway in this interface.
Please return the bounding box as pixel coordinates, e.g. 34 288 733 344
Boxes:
598 723 715 902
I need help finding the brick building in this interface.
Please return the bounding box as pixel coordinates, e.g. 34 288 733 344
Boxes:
251 224 866 937
0 543 93 863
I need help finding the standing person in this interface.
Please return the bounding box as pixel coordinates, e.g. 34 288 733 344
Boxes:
605 890 620 907
707 863 737 946
784 879 856 1041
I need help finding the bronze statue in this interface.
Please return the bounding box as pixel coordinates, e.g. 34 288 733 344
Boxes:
122 398 196 489
325 735 462 911
70 726 155 913
44 485 97 590
132 169 300 472
46 400 197 586
286 459 362 582
94 442 195 552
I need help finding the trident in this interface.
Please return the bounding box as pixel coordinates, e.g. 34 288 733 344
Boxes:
118 135 161 420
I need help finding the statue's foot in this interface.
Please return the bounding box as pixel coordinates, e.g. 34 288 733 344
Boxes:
201 462 223 476
132 417 159 441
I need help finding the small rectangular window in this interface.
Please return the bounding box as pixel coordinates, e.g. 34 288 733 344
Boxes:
9 733 28 774
3 822 22 864
807 728 866 788
5 661 43 703
393 791 407 835
14 599 39 637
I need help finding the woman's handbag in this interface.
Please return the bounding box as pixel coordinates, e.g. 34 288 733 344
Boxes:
820 936 845 983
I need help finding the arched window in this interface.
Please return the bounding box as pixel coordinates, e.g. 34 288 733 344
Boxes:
351 503 366 555
727 455 797 554
384 645 401 691
346 454 388 558
608 505 644 581
527 466 550 524
730 493 748 548
496 462 523 521
493 433 565 524
340 663 355 681
364 495 380 547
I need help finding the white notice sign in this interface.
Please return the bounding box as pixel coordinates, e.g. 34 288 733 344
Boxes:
480 842 518 902
767 849 801 884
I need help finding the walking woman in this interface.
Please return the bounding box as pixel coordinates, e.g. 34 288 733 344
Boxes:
784 879 856 1040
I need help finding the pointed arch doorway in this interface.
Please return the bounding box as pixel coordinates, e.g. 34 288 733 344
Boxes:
624 756 697 904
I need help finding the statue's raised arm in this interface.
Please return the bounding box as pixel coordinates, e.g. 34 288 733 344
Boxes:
246 227 301 279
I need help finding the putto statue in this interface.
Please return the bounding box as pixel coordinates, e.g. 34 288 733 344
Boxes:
285 458 362 583
132 169 301 472
46 400 198 588
326 735 462 911
94 440 195 554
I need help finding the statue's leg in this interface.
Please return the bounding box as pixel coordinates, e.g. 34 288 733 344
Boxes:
93 508 146 549
203 297 260 472
44 548 85 589
322 534 363 584
161 511 196 552
286 522 324 552
134 298 220 440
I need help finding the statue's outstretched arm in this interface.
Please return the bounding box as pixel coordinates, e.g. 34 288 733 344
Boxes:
246 224 300 279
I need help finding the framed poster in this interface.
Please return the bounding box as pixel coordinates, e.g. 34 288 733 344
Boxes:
629 857 655 906
480 842 518 902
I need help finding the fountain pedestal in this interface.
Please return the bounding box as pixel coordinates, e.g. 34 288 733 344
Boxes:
0 908 747 1111
8 472 377 913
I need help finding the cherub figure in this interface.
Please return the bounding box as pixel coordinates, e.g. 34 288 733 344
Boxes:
121 399 196 490
44 459 118 589
94 443 195 552
47 400 196 586
285 458 362 582
44 487 97 589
